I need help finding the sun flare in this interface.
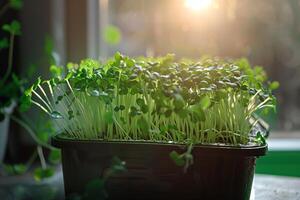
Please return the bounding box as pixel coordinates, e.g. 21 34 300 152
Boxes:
184 0 213 11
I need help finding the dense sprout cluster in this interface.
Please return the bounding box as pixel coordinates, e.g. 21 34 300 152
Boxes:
23 53 277 145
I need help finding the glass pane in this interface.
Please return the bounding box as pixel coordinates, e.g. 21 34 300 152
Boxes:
101 0 300 132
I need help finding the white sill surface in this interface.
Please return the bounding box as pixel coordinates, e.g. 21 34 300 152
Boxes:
251 174 300 200
267 138 300 151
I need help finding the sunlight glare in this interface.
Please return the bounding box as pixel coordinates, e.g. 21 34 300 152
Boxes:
185 0 213 11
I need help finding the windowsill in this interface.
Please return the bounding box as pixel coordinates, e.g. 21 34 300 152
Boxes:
268 131 300 151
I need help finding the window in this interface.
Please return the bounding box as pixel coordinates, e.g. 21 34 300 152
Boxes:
90 0 300 134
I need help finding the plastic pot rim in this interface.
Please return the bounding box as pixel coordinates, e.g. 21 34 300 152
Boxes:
52 134 267 157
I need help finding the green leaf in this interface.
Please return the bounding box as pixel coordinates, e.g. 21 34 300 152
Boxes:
33 76 41 90
2 20 21 35
103 25 121 45
19 94 32 112
0 38 9 49
37 131 49 143
50 65 63 77
111 156 127 173
14 164 27 174
269 81 279 90
34 167 54 182
48 149 61 165
2 25 11 32
125 58 135 67
3 164 27 175
256 132 266 145
24 86 33 96
114 51 122 62
189 105 206 122
10 0 23 10
199 96 211 110
169 151 185 167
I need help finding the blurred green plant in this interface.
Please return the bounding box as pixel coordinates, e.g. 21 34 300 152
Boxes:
0 19 23 120
0 0 23 17
103 25 121 45
0 0 60 181
9 0 23 10
66 156 126 200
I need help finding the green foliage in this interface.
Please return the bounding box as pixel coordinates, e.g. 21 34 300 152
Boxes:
26 53 277 145
0 19 23 118
103 25 121 45
66 156 126 200
9 0 23 10
269 81 280 91
50 65 63 78
0 73 27 118
170 144 194 172
19 93 32 112
169 151 185 167
255 132 266 145
3 164 27 175
109 156 127 174
0 0 59 183
34 167 54 182
2 20 21 35
48 149 61 165
35 117 55 143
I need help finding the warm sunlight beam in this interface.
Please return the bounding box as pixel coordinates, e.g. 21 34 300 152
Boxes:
184 0 213 11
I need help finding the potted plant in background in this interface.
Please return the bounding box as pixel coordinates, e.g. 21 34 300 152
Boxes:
24 52 278 199
0 0 24 162
0 0 62 183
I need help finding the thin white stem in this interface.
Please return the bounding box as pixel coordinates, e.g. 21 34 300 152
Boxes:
47 81 54 99
32 90 52 112
38 84 53 110
32 100 51 114
37 146 47 169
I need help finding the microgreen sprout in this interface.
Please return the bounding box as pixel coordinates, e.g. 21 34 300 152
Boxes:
24 53 277 145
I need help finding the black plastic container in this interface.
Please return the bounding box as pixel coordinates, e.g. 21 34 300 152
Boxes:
52 136 267 200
